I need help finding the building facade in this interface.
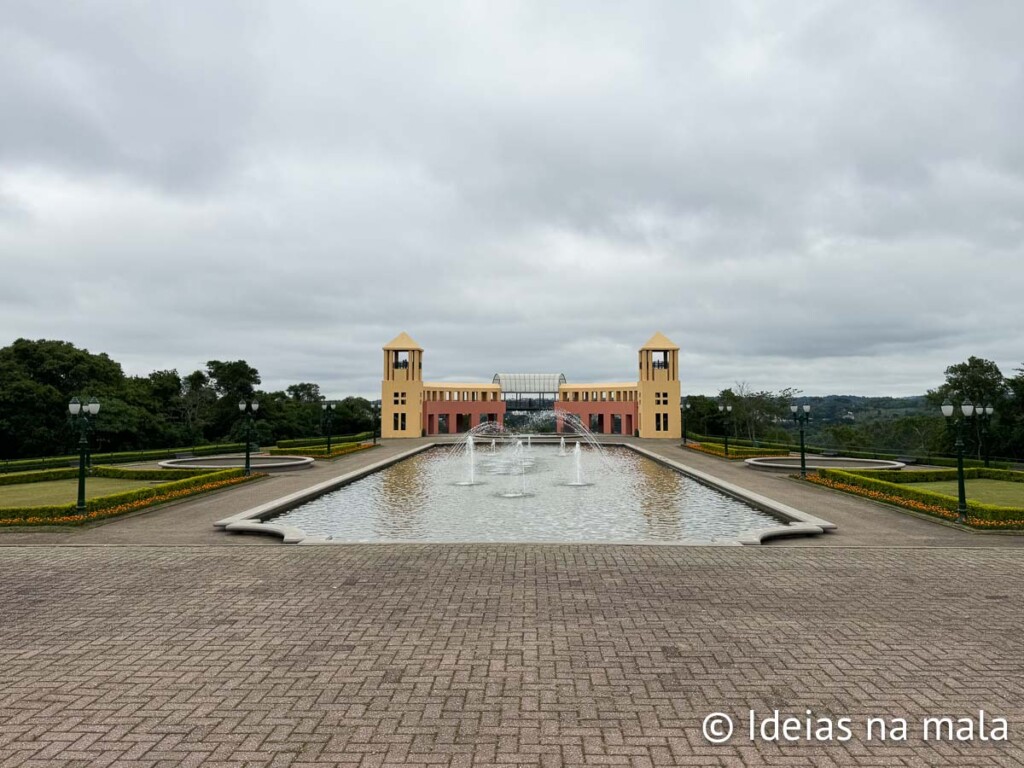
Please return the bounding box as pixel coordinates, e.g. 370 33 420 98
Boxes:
380 332 681 439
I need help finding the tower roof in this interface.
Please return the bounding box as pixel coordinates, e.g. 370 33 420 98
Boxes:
640 332 679 350
383 332 423 351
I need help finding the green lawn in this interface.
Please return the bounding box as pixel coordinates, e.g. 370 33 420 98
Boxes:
0 477 164 507
912 479 1024 507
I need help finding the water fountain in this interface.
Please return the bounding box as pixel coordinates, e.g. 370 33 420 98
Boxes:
499 440 530 498
220 409 836 544
455 435 477 486
567 442 589 486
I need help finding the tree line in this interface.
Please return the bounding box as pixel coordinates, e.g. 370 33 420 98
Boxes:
0 339 375 459
688 356 1023 461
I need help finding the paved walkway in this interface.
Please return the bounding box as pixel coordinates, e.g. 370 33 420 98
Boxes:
2 440 1023 766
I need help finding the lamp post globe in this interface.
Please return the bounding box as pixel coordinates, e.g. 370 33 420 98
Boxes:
718 402 732 457
791 402 811 478
941 400 969 524
68 396 99 514
322 401 335 454
239 399 258 476
680 398 690 445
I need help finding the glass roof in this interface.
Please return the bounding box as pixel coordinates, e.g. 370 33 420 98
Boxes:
492 373 567 393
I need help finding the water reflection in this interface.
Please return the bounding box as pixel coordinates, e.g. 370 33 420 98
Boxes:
275 445 782 543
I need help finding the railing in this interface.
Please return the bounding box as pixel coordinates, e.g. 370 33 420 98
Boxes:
503 398 557 411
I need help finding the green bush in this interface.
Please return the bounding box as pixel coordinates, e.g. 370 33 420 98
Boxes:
0 468 250 524
835 467 1024 485
0 468 80 486
685 433 1013 469
268 443 374 459
0 443 247 474
814 468 1024 526
92 466 208 481
0 465 209 487
684 442 788 459
275 432 373 449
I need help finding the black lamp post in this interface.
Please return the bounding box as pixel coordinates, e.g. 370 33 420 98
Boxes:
372 401 380 445
941 400 974 525
790 402 811 478
322 401 335 454
68 396 100 514
681 398 690 445
977 404 995 467
238 398 259 476
717 402 732 457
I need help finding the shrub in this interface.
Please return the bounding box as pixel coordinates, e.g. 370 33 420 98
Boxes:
808 468 1024 529
275 432 373 449
0 443 247 474
268 443 375 459
0 468 80 486
684 442 788 460
0 468 261 526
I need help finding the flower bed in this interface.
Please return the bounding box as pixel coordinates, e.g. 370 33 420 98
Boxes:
0 468 263 526
276 432 373 449
684 442 789 460
267 443 375 459
807 468 1024 530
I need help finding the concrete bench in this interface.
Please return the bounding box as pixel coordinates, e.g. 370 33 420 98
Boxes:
896 457 918 465
175 452 195 459
820 450 839 457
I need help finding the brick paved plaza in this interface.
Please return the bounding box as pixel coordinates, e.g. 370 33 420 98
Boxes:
2 442 1023 766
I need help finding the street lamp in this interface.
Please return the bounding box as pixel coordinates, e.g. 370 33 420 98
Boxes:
790 402 811 478
68 396 100 514
238 398 259 476
977 404 995 468
322 401 335 454
717 402 733 457
941 400 975 525
680 397 690 445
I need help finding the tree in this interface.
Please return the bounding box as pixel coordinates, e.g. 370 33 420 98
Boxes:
928 357 1009 459
180 370 217 445
286 382 323 403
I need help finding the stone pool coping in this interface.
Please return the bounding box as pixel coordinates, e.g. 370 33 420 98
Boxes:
215 442 836 545
626 445 836 544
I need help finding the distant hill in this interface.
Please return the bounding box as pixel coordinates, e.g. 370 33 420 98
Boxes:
801 395 930 424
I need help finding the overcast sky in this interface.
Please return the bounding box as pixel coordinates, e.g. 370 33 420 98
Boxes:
2 1 1022 399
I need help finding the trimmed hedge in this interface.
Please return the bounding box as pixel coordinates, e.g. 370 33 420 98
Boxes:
0 468 259 526
686 432 1013 470
92 466 208 481
684 442 789 460
0 468 80 486
0 465 209 487
0 443 247 474
838 467 1024 485
275 432 373 449
810 467 1024 529
268 443 375 459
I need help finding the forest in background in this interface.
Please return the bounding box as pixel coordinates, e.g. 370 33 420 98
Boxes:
1 338 1021 462
0 338 374 459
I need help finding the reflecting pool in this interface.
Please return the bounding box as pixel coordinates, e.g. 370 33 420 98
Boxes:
272 444 785 543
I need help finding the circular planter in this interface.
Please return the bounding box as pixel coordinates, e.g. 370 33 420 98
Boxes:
744 456 905 473
159 454 315 472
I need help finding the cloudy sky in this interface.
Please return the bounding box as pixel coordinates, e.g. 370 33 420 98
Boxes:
2 1 1022 399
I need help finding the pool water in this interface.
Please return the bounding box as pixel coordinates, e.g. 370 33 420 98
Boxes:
272 444 785 544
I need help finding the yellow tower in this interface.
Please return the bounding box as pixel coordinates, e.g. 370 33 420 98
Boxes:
637 332 681 439
381 332 424 439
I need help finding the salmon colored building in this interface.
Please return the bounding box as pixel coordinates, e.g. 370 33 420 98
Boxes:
380 332 681 440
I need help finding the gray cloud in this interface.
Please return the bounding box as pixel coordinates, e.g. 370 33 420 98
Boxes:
1 1 1022 398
